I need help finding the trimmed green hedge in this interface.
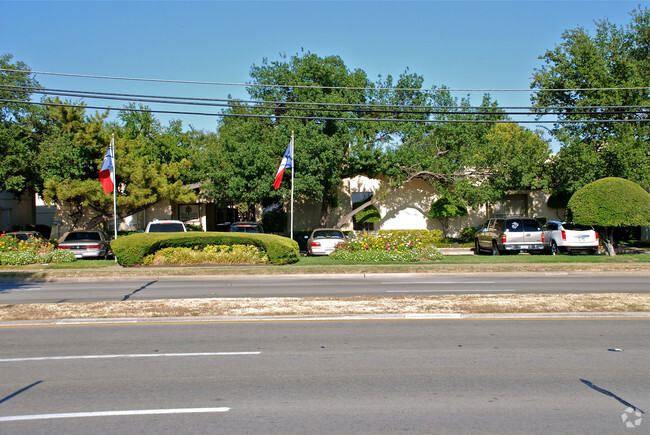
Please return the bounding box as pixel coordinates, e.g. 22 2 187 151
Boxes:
111 232 300 267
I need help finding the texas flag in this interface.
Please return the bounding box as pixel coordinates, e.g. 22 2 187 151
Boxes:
273 140 293 190
99 141 114 194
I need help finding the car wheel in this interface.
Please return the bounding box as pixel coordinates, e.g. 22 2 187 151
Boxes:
475 239 482 255
551 241 559 256
491 242 500 256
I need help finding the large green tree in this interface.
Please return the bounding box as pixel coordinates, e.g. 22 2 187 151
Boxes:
531 7 650 205
40 103 198 229
206 51 428 225
0 54 46 194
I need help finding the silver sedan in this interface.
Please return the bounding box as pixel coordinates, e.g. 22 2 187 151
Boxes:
307 228 346 256
57 230 112 259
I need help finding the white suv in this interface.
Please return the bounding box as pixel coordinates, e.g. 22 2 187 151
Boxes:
542 221 598 255
145 220 187 233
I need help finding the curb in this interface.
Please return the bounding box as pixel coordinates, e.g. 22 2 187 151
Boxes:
2 312 648 327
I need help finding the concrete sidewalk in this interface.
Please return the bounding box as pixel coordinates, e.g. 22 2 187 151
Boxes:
438 247 474 255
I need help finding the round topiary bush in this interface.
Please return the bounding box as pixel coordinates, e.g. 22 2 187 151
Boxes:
568 177 650 255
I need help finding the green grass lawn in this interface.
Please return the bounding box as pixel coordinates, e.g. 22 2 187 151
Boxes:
297 253 650 265
1 253 648 274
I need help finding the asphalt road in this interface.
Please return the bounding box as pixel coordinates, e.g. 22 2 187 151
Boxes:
0 273 650 304
0 273 647 304
0 318 648 434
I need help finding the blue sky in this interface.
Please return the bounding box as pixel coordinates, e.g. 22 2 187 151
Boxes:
0 0 642 138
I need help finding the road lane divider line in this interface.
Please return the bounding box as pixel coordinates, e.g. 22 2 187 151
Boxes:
0 351 260 363
382 281 497 285
386 289 515 293
0 407 231 422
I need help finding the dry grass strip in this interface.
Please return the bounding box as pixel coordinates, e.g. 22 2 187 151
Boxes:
0 293 648 321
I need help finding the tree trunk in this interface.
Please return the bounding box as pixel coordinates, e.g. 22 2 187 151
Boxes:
320 201 332 227
600 227 616 257
335 199 377 229
438 218 450 239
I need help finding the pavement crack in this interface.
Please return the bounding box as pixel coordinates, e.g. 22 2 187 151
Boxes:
122 281 157 301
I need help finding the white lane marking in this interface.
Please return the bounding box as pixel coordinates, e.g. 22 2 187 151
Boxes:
0 351 260 363
0 287 42 292
386 289 515 293
0 407 230 422
382 281 496 285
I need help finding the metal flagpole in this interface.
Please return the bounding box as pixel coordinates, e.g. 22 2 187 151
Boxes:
290 132 294 240
111 134 118 241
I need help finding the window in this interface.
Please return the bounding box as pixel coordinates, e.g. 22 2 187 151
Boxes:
505 219 523 232
522 219 541 232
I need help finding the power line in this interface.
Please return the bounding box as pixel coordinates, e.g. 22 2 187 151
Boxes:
2 85 648 113
2 68 649 94
3 98 648 124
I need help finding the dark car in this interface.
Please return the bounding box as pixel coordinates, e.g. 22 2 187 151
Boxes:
475 217 544 255
57 230 112 259
6 231 47 242
228 222 264 233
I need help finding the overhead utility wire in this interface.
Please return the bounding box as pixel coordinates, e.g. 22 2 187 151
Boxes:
2 85 649 113
3 99 647 124
2 68 648 94
3 86 648 120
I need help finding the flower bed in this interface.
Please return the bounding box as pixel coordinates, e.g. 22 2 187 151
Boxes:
330 232 444 263
0 233 75 265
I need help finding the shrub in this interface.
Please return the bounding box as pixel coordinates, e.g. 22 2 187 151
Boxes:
45 250 77 263
111 232 299 266
331 249 423 263
422 245 445 261
459 227 477 242
0 251 37 265
143 244 268 266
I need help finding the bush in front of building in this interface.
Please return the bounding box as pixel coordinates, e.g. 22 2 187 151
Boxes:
110 232 299 266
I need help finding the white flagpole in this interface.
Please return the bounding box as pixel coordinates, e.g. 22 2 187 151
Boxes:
111 134 117 240
290 132 294 241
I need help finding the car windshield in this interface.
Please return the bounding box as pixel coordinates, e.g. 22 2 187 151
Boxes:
148 223 185 232
562 223 592 231
313 230 344 238
65 232 100 241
